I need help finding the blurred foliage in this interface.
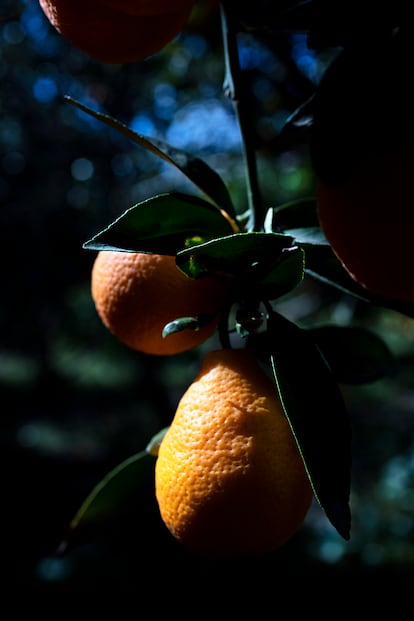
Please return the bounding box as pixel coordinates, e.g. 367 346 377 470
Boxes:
2 0 414 592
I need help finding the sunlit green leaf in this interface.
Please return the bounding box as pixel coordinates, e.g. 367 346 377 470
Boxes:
65 96 237 218
176 231 295 278
308 325 397 385
250 312 352 540
83 192 235 254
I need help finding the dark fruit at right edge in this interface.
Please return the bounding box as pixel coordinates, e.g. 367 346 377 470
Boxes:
311 28 414 303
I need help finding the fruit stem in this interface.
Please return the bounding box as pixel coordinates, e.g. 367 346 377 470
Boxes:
220 3 265 233
218 301 232 349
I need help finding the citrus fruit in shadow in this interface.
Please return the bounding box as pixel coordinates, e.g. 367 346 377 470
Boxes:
311 29 414 302
101 0 195 16
39 0 194 63
316 149 414 302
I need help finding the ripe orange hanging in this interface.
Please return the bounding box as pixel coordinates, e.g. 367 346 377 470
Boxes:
91 250 228 356
155 347 314 556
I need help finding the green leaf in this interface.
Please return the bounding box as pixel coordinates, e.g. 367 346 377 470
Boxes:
305 245 373 300
265 199 328 245
162 316 205 337
285 227 329 246
308 325 397 385
176 231 295 279
83 192 236 254
59 451 155 553
250 312 352 540
65 96 237 219
265 198 319 232
305 244 414 319
146 427 169 456
251 245 305 300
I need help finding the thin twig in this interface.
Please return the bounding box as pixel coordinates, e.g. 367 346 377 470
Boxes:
220 3 265 232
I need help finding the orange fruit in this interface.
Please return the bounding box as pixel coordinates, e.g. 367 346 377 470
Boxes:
38 0 195 63
101 0 195 16
311 30 414 302
155 347 313 556
91 250 228 356
316 149 414 302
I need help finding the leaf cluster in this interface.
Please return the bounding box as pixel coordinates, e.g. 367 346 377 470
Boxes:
61 91 405 550
56 0 414 556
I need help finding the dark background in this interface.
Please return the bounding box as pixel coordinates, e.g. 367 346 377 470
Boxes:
2 1 414 591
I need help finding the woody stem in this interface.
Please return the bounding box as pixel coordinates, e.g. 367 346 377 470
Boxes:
220 2 264 233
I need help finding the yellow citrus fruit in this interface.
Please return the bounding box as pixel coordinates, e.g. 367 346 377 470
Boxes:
91 250 227 356
311 30 414 302
155 347 313 556
38 0 194 63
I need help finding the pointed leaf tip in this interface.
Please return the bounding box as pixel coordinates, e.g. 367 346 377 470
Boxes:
266 312 352 540
63 451 155 553
145 427 169 456
64 95 237 217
